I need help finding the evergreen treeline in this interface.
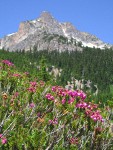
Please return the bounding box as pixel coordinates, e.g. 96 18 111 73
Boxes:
0 46 113 99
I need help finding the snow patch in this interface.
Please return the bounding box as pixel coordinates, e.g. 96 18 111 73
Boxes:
7 33 16 37
62 28 69 37
82 41 106 49
32 20 37 23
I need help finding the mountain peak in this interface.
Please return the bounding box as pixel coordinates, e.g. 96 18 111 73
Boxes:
39 11 54 23
0 11 112 51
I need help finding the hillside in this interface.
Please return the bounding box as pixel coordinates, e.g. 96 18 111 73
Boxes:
1 46 113 101
0 59 113 149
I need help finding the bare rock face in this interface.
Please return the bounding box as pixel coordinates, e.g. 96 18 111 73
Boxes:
0 11 111 51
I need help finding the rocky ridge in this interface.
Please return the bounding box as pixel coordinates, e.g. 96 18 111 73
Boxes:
0 11 112 51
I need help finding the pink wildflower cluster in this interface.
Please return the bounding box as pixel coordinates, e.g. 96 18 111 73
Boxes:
68 90 86 100
76 101 88 108
45 93 54 101
61 98 66 104
27 87 36 93
2 60 14 67
29 102 35 108
30 81 37 87
76 101 103 122
52 86 68 97
51 86 86 104
68 97 75 104
27 81 37 93
0 134 7 144
76 101 98 109
13 73 21 77
86 109 103 122
69 137 79 145
53 86 86 99
48 86 103 122
49 118 58 125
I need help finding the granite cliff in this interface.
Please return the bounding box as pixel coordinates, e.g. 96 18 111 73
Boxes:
0 11 111 51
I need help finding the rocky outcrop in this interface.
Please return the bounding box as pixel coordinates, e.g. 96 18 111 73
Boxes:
0 11 111 51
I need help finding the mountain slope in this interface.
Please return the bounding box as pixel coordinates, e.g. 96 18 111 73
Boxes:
0 11 111 51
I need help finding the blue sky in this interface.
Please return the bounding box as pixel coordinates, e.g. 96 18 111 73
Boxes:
0 0 113 44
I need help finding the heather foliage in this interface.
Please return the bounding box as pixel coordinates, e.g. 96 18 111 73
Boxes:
0 60 113 149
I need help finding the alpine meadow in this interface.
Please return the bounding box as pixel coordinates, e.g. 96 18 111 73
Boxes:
0 9 113 149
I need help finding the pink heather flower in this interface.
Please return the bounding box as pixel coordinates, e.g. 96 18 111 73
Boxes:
50 95 54 101
77 93 82 99
76 103 81 108
87 105 91 109
85 102 98 111
27 87 36 93
83 102 87 107
57 86 63 92
13 73 21 77
30 81 37 87
45 93 51 98
68 90 73 96
72 91 78 97
68 90 77 97
89 103 98 110
29 102 35 108
49 118 58 125
62 98 66 104
1 137 7 144
49 120 53 124
69 137 79 145
61 91 67 97
101 119 104 122
53 118 58 124
68 98 75 104
57 90 63 96
81 93 86 100
0 134 3 138
2 60 14 66
56 86 65 96
76 102 88 108
85 109 92 116
51 86 57 92
24 72 29 75
86 109 103 122
45 93 54 101
37 112 41 117
14 92 19 98
76 91 86 100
